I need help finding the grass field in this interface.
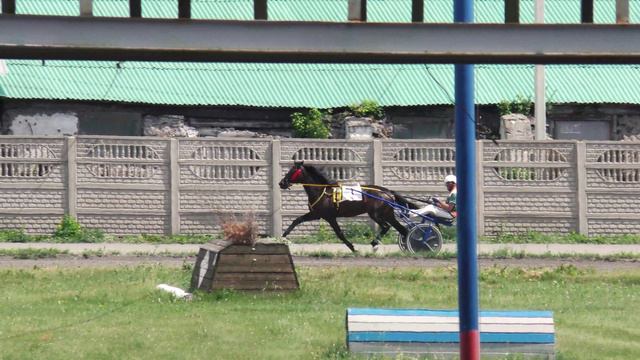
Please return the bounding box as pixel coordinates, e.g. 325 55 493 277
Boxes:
1 266 639 360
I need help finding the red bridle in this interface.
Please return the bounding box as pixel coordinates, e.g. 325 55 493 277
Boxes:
290 168 302 182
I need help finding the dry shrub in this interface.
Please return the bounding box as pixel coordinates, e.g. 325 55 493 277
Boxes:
221 214 258 246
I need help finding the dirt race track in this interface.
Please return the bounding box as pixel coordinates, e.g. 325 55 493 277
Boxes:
0 255 638 272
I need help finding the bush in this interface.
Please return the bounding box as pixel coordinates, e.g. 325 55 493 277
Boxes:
0 229 34 243
291 108 331 138
349 100 385 119
54 215 104 243
498 95 533 116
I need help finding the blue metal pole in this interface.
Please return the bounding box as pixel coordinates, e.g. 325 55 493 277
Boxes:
454 0 479 359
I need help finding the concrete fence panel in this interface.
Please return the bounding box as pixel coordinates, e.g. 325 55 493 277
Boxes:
585 141 640 236
75 136 171 235
0 136 66 233
481 141 578 236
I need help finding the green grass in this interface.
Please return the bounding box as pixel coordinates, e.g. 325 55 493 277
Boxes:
0 266 638 359
487 230 640 245
0 248 69 259
0 229 215 244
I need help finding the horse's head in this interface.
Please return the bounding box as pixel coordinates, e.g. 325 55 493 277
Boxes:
279 161 305 189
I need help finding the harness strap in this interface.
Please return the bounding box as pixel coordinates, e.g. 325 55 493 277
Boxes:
308 188 327 210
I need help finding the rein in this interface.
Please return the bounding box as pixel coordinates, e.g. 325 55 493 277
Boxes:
292 183 387 210
294 183 382 192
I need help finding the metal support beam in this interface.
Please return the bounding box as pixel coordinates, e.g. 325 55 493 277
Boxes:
412 0 424 23
505 0 520 23
1 0 15 14
178 0 190 19
348 0 367 22
616 0 629 24
80 0 92 17
3 16 640 63
130 0 141 18
534 0 546 140
581 0 593 23
454 0 479 358
254 0 268 20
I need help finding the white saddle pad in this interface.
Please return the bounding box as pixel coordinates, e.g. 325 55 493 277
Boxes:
341 184 363 201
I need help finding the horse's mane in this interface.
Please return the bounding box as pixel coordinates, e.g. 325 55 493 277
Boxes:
303 165 336 185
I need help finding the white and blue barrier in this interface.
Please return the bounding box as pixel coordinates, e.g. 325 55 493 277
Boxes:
346 308 555 358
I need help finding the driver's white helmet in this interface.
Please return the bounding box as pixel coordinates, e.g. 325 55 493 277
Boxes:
444 175 457 184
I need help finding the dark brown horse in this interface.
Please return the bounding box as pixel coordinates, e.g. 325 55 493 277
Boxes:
278 161 418 252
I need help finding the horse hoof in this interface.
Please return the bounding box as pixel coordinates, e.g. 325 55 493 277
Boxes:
372 244 380 253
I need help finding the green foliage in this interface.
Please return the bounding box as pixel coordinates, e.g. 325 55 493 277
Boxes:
498 94 533 116
290 108 331 138
487 229 640 245
118 234 215 244
348 100 385 119
53 215 104 243
498 167 536 180
0 229 35 243
54 215 82 239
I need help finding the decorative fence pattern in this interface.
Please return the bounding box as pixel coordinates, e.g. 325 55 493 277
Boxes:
1 136 638 237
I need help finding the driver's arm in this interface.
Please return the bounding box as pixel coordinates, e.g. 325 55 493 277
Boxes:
437 201 455 212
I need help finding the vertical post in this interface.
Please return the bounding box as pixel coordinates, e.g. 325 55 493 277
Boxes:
581 0 594 23
372 140 383 185
576 141 588 236
255 0 268 20
505 0 520 23
534 0 546 140
616 0 630 24
80 0 93 16
476 141 484 237
178 0 191 19
130 0 142 18
170 139 180 235
65 136 78 219
455 0 479 358
371 140 384 231
2 0 16 14
348 0 367 21
271 140 283 237
412 0 424 22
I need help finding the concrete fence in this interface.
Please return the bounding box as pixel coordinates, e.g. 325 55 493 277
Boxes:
0 136 638 237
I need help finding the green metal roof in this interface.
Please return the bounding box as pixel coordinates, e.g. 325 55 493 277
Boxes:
2 0 640 107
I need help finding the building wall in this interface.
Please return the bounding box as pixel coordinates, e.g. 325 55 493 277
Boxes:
0 136 638 238
2 99 640 141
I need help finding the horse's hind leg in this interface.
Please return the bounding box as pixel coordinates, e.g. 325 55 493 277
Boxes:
282 212 320 238
385 213 408 238
369 218 390 250
326 218 356 253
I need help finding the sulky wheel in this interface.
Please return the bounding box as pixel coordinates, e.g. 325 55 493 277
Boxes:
406 223 443 255
397 232 409 252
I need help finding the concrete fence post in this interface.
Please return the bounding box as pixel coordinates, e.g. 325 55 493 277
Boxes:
476 140 485 237
271 139 283 237
65 136 78 218
372 139 383 186
575 141 588 236
170 138 180 235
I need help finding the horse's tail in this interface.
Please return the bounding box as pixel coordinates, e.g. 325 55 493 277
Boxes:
390 191 420 210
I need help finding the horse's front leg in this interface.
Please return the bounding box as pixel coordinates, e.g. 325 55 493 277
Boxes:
282 212 320 238
326 218 356 253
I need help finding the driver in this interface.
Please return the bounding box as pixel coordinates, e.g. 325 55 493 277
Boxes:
412 175 457 221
